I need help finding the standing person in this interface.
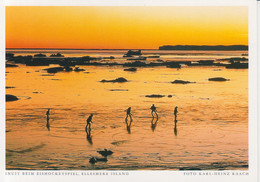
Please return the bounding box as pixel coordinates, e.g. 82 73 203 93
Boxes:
174 106 178 121
46 109 51 130
125 107 133 133
150 104 158 118
46 109 50 120
86 114 93 130
125 107 132 121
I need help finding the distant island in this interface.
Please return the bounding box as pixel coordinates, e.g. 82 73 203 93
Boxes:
159 45 248 51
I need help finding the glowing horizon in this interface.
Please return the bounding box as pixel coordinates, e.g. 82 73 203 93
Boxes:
6 6 248 49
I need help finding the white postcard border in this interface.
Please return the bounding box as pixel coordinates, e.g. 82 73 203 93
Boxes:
0 0 258 182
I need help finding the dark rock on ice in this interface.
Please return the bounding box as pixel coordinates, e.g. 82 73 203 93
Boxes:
6 63 18 67
171 80 195 84
123 61 146 67
166 63 181 68
100 77 128 83
50 53 64 57
64 66 73 72
97 149 113 157
6 86 15 89
44 67 64 73
145 94 165 98
6 94 18 102
225 62 248 69
89 157 97 164
208 77 230 81
74 67 85 72
95 157 108 162
109 89 128 91
34 53 46 57
41 74 55 76
124 68 137 72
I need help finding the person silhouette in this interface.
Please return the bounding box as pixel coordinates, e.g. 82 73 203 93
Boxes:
46 109 50 119
174 106 178 120
125 107 132 122
86 114 93 130
45 109 51 130
124 107 133 134
150 104 158 118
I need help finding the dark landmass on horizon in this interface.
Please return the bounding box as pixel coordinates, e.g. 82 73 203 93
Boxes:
6 48 158 50
159 45 248 51
6 45 248 51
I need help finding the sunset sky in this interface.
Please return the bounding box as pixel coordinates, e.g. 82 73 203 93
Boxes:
6 6 248 49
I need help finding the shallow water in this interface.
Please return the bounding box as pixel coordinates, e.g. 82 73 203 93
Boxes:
6 51 248 170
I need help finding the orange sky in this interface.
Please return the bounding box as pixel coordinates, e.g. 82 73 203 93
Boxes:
6 6 248 49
